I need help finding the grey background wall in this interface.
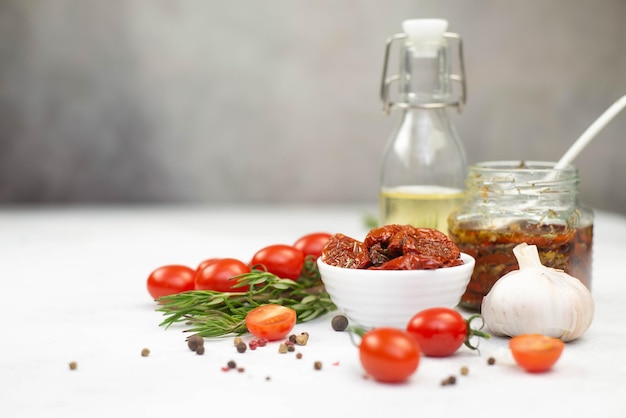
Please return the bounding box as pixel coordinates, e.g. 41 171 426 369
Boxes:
1 0 625 214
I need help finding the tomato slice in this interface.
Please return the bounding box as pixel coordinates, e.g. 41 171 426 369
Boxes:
245 304 297 341
509 334 565 373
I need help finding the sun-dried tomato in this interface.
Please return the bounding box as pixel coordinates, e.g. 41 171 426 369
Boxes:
364 224 404 249
322 226 463 271
368 242 392 266
321 233 371 269
364 224 406 264
369 252 463 270
388 226 460 262
367 253 437 270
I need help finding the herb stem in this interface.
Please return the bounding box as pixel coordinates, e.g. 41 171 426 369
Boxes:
156 259 337 338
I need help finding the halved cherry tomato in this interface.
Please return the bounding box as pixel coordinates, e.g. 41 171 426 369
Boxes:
406 307 489 357
250 244 305 280
293 232 333 258
194 258 251 292
359 328 420 383
147 265 195 299
509 334 565 373
245 304 297 341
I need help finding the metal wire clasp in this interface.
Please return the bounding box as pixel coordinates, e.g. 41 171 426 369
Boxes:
379 32 467 115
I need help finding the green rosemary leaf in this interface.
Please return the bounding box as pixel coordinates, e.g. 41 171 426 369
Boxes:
239 272 273 286
273 278 299 288
155 264 337 337
296 309 316 322
298 307 326 322
299 294 318 305
206 296 226 306
183 311 248 337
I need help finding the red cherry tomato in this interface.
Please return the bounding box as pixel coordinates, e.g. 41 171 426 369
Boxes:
293 232 333 258
406 307 490 357
250 244 305 280
147 265 195 299
509 334 565 373
196 257 222 271
194 258 251 292
245 304 297 341
359 328 421 383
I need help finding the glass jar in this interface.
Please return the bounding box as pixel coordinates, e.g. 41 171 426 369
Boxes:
448 161 594 311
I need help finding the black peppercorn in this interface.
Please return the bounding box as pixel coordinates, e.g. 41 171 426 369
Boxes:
331 315 349 331
187 335 204 352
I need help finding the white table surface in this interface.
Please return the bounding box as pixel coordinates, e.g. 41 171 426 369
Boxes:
1 204 625 418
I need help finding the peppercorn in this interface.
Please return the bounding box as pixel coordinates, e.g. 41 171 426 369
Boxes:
314 361 322 370
487 357 496 365
69 361 78 370
249 340 258 350
441 375 456 386
236 341 247 353
295 332 309 346
227 360 237 369
296 352 303 359
141 348 150 357
460 366 469 376
331 315 349 331
233 336 243 346
195 346 205 355
288 334 297 343
187 335 204 352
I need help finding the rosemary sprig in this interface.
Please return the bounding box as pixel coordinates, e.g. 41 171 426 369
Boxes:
156 258 337 338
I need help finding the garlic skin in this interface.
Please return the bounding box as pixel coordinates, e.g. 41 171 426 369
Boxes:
481 243 594 342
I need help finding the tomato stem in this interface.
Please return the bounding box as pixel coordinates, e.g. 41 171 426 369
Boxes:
464 314 491 350
345 326 368 347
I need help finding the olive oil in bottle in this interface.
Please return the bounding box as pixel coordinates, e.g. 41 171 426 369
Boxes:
380 185 465 234
378 19 468 234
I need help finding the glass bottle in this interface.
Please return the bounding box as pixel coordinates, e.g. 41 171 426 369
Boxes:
378 19 468 234
448 161 594 311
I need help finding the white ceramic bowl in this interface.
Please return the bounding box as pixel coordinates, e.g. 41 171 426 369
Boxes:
317 253 475 329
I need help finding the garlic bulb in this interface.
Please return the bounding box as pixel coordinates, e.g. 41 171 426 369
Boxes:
481 242 594 342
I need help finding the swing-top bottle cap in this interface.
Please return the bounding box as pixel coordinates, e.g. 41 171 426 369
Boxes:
402 19 449 58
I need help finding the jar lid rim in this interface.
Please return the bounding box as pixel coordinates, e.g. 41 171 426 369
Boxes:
471 160 577 173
